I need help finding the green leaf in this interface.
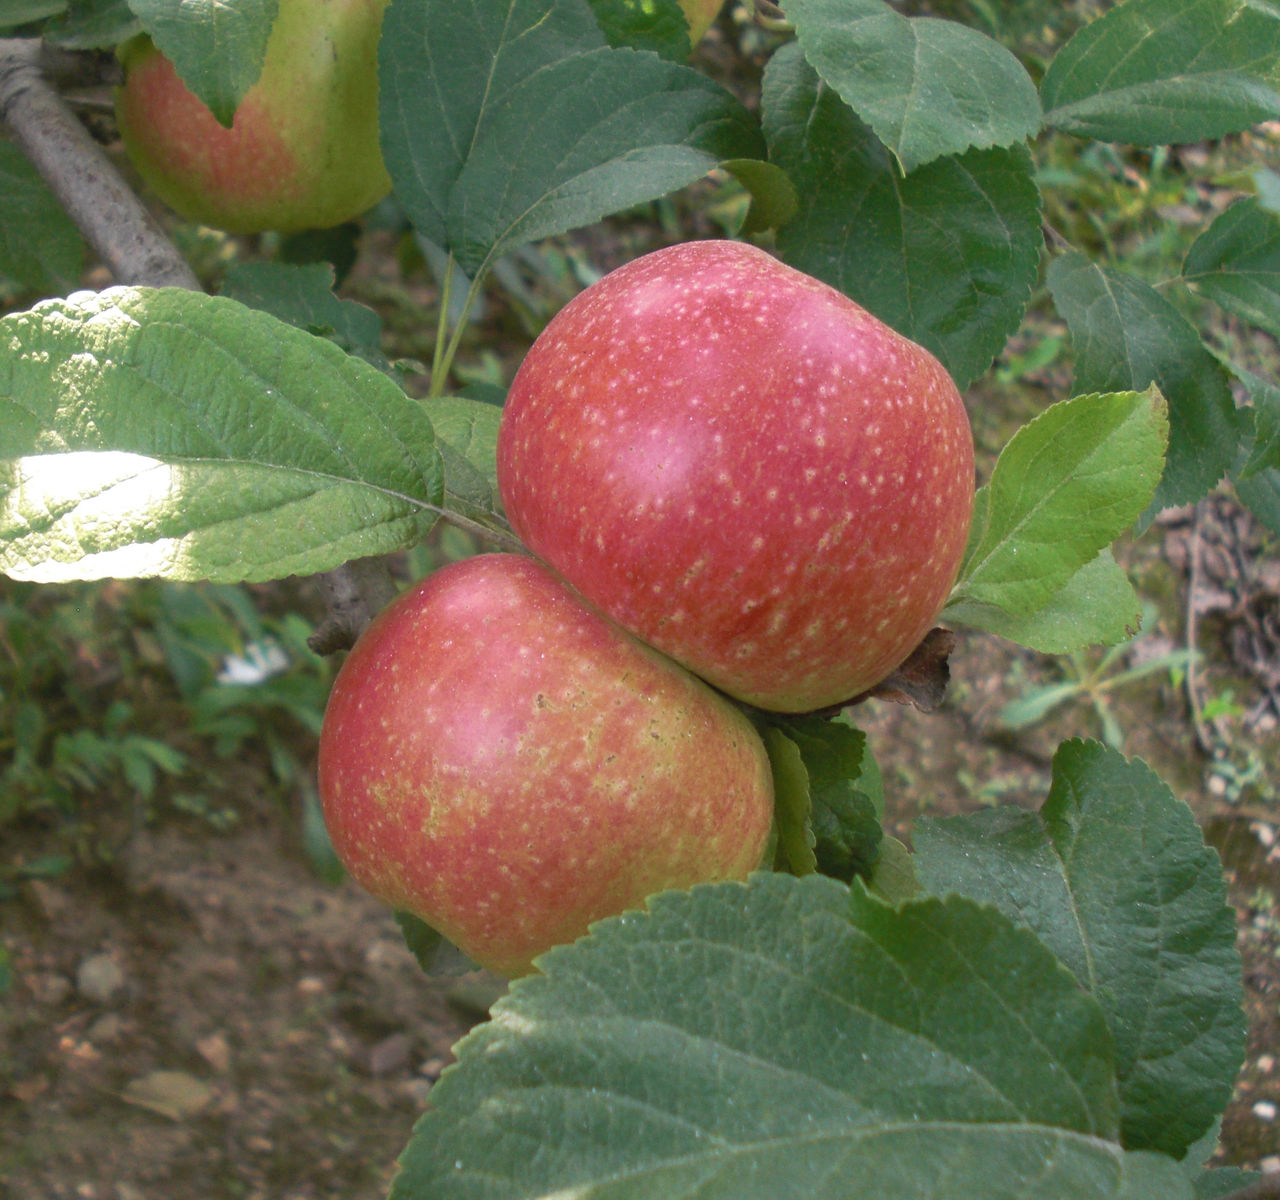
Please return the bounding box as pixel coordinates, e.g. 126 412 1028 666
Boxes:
43 0 138 49
420 393 503 525
0 143 84 295
585 0 691 59
1117 1153 1195 1200
1192 1167 1265 1199
763 43 1041 390
865 835 922 904
220 261 385 365
948 549 1143 654
396 910 445 973
0 0 65 30
1047 253 1242 521
1231 365 1280 477
394 873 1125 1200
722 158 799 235
381 0 761 276
1183 196 1280 338
784 0 1040 172
1041 0 1280 145
914 739 1245 1160
1235 463 1280 535
775 714 882 882
0 287 443 583
762 725 817 875
949 389 1168 619
128 0 277 126
380 0 605 250
445 46 765 277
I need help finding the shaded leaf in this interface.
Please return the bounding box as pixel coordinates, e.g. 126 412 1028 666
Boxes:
42 0 137 48
0 143 84 295
380 0 761 275
586 0 691 59
220 261 385 365
394 874 1125 1199
1041 0 1280 145
421 393 503 525
763 43 1041 389
786 0 1040 172
1235 463 1280 536
379 0 605 249
1046 254 1242 522
1183 196 1280 339
914 739 1245 1160
1231 365 1280 478
779 715 881 882
444 46 765 276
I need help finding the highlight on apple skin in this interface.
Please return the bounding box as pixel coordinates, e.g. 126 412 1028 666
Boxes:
316 553 775 978
496 239 976 714
114 0 391 235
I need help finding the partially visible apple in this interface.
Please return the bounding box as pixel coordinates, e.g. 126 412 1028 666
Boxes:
114 0 391 234
317 553 773 977
497 240 975 713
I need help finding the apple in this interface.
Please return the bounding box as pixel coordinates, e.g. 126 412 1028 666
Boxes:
114 0 391 234
496 240 975 713
317 553 773 977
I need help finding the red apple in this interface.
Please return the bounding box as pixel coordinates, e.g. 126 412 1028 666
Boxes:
497 240 975 713
114 0 391 234
317 553 773 977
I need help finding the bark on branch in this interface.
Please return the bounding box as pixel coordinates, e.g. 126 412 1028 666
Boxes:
0 37 199 290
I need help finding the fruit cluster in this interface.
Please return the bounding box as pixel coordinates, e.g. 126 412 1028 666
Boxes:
318 240 976 975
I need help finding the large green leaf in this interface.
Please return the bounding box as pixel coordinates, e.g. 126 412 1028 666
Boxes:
762 43 1041 390
948 389 1167 620
1046 254 1243 522
445 46 765 276
394 873 1129 1199
784 0 1040 172
1183 196 1280 339
0 288 443 583
1041 0 1280 144
914 740 1245 1160
128 0 277 126
379 0 605 250
380 0 760 277
0 143 84 296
